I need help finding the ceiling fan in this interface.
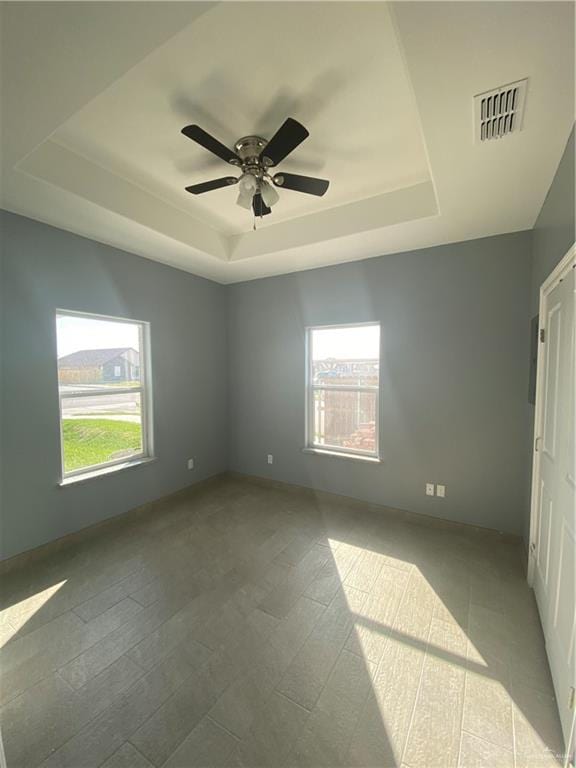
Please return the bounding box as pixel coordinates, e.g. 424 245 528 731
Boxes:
181 118 329 219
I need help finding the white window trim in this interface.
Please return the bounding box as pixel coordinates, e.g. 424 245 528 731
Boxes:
305 322 381 460
56 309 154 483
59 456 157 486
302 447 382 464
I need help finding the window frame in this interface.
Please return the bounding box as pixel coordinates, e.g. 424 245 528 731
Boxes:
305 322 381 460
56 309 154 482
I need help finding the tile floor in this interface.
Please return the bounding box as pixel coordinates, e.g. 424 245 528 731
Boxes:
0 474 566 768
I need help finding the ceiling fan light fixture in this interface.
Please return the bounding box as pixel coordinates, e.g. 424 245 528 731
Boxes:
239 173 258 194
236 188 253 209
236 173 258 208
260 180 280 208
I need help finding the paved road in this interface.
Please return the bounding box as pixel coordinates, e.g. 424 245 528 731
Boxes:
60 389 140 418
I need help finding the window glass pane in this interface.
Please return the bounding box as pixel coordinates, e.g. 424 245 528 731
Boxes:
311 325 379 386
57 314 142 392
313 389 377 453
60 392 143 472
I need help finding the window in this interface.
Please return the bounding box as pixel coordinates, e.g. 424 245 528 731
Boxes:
56 310 153 480
306 323 380 458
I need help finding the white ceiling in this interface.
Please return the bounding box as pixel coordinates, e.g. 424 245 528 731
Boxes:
1 1 574 284
54 2 430 236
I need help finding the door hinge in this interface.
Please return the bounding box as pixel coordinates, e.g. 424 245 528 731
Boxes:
540 328 545 343
569 686 575 710
530 541 537 554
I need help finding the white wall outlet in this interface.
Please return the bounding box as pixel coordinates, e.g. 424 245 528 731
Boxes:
187 458 194 470
267 454 274 465
426 483 435 496
436 484 446 498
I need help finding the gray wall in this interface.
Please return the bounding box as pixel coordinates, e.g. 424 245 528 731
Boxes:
0 211 228 560
531 127 575 315
524 126 576 543
5 152 573 556
228 232 533 535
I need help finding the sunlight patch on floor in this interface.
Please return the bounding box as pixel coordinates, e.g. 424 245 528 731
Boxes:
0 581 67 644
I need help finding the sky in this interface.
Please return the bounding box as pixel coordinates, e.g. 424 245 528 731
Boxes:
311 325 379 360
56 314 140 358
56 315 378 360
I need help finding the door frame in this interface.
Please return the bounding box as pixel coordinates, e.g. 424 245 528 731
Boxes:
527 242 576 587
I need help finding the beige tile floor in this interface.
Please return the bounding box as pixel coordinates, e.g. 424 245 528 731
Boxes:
0 474 566 768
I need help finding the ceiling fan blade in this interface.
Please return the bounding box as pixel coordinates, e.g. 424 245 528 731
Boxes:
260 118 309 167
252 192 271 217
272 172 329 196
181 125 240 165
185 177 238 195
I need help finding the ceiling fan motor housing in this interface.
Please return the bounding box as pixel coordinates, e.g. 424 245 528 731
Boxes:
233 136 269 169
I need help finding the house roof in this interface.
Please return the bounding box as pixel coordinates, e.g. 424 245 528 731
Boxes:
58 347 136 368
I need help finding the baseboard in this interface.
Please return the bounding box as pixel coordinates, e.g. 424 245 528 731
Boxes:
1 468 522 577
229 470 522 544
0 471 228 577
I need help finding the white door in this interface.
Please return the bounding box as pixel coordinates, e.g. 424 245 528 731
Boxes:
530 245 576 754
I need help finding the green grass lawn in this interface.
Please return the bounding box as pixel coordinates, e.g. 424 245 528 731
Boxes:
62 419 142 472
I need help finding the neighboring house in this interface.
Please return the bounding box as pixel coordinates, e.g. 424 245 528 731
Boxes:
314 358 378 385
58 347 140 385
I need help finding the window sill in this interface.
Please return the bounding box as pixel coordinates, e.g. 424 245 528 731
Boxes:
59 456 156 487
302 447 382 464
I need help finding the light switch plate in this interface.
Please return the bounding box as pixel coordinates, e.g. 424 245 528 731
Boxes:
437 484 446 498
426 483 435 496
267 454 273 464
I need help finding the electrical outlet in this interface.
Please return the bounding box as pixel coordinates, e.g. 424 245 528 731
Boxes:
267 454 273 465
426 483 435 496
187 458 194 470
436 484 446 498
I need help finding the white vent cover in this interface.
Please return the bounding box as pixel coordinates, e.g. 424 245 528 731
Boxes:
474 79 527 142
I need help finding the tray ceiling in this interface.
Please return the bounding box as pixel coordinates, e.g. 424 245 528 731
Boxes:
1 1 573 282
53 2 430 236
